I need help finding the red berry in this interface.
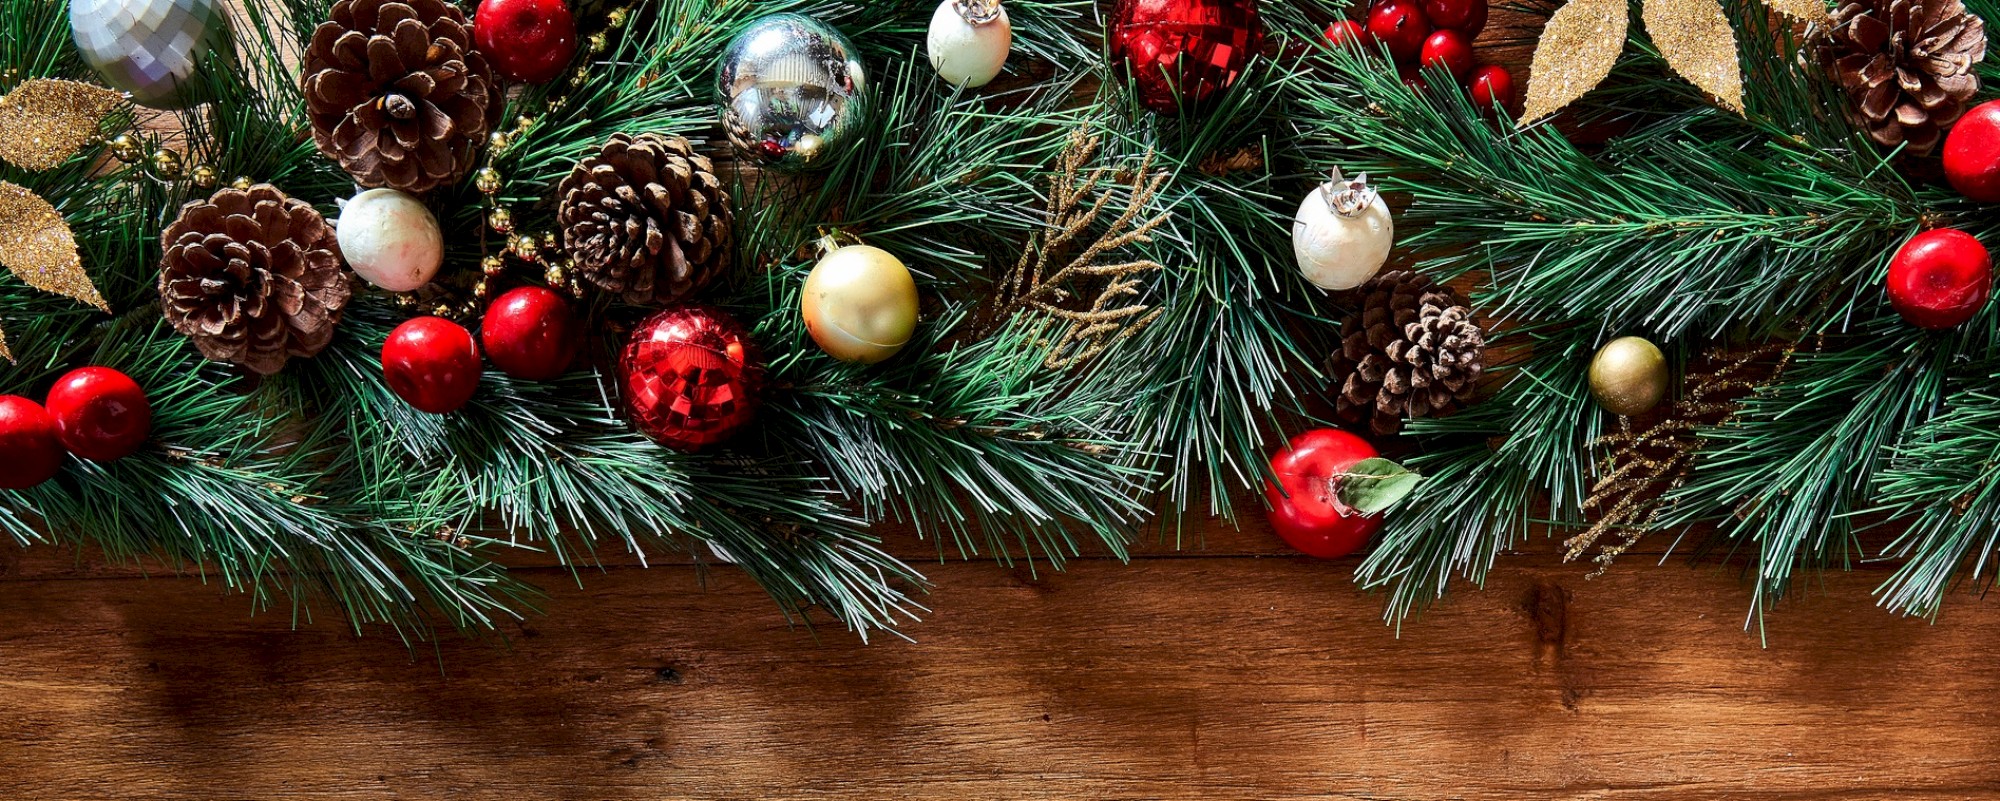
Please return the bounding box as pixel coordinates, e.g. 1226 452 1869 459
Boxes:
474 0 578 85
1419 29 1474 82
1887 229 1993 329
1366 0 1431 64
1422 0 1487 37
0 396 63 489
1262 428 1383 559
383 317 484 414
1469 64 1517 113
481 286 579 381
1944 100 2000 202
1324 19 1367 49
45 367 151 462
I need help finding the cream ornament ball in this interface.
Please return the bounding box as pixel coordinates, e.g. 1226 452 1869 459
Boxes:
1292 169 1393 291
802 244 920 364
336 189 444 293
927 0 1012 88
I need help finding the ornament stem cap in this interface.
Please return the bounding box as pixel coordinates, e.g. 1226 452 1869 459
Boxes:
954 0 1004 24
1321 168 1379 218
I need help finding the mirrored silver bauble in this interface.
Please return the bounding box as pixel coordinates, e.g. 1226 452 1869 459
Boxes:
717 14 870 172
69 0 228 109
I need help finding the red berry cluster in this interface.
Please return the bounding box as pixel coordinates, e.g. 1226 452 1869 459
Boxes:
1325 0 1516 114
0 366 153 490
383 286 580 415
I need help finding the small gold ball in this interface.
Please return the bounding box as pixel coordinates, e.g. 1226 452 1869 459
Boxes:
513 235 541 261
229 175 254 190
432 304 455 318
488 207 514 234
607 7 629 28
488 130 512 152
474 167 502 194
544 96 567 113
394 293 418 308
802 244 920 364
1588 336 1670 416
587 32 608 54
149 148 184 179
514 115 535 133
482 254 506 275
545 264 567 285
540 231 560 251
189 165 218 189
107 134 142 162
570 66 590 86
472 278 492 298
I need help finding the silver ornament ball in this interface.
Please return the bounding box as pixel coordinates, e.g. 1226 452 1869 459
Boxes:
70 0 228 109
718 14 870 171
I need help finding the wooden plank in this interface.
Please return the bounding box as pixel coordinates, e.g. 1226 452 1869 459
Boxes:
2 557 1996 800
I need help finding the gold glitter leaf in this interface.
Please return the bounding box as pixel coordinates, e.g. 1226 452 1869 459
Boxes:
0 181 108 312
0 79 124 172
1519 0 1630 124
1643 0 1745 113
0 326 11 363
1762 0 1831 27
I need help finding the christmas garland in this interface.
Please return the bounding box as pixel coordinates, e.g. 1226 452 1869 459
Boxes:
3 0 1997 640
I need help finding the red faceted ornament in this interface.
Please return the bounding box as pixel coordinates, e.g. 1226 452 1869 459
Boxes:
383 317 484 414
474 0 579 85
481 286 578 381
1469 64 1516 113
1365 0 1430 64
619 306 763 452
1944 100 2000 202
1887 228 1993 329
1263 428 1383 559
0 395 64 489
1422 0 1487 38
1111 0 1265 114
45 366 152 462
1418 29 1473 83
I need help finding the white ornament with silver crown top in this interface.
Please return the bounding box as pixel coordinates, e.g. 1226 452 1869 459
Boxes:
336 188 444 293
1292 169 1394 291
69 0 228 109
927 0 1012 88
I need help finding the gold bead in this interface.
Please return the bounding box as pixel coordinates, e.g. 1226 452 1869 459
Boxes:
544 96 566 113
514 115 535 133
606 7 629 28
513 234 541 262
1588 336 1670 416
472 278 492 298
149 148 184 179
540 231 560 252
544 264 567 285
488 130 512 152
229 175 254 190
481 254 506 275
474 167 502 194
394 293 419 308
587 32 608 54
570 66 590 87
189 165 218 189
802 244 920 364
488 207 514 234
432 304 455 318
107 134 142 163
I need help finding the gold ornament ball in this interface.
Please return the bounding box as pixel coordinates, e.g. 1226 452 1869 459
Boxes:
149 148 183 179
107 133 143 162
474 167 502 194
229 175 254 190
189 164 218 189
512 233 541 261
1588 336 1669 416
488 131 512 152
481 254 506 275
802 244 920 364
488 206 514 233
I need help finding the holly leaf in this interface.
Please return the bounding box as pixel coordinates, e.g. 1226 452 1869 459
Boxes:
1336 458 1423 516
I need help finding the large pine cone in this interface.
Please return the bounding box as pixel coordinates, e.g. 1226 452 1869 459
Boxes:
557 133 735 304
1822 0 1987 154
159 185 351 375
1328 271 1485 436
301 0 502 193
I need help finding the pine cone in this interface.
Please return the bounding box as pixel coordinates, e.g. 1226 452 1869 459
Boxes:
557 133 735 304
1822 0 1987 154
1327 271 1485 437
301 0 501 193
159 185 352 375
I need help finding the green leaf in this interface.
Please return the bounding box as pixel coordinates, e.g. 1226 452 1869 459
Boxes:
1338 458 1423 516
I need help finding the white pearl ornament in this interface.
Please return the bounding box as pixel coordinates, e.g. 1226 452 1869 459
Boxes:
336 188 444 293
1292 169 1394 291
927 0 1012 88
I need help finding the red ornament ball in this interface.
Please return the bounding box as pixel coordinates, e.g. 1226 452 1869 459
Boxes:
481 286 578 381
1944 100 2000 202
383 316 484 414
1324 19 1366 48
1422 0 1487 37
45 367 151 463
474 0 578 85
1365 0 1430 64
1418 29 1473 83
1111 0 1265 114
1887 228 1993 329
1262 428 1383 559
0 396 64 489
1469 64 1516 113
619 305 763 452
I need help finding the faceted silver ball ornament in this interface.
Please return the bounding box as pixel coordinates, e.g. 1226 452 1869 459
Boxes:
717 13 871 172
69 0 229 109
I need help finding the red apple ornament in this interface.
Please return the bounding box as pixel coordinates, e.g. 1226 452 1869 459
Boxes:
1944 99 2000 202
1887 229 1993 329
1469 64 1516 113
0 396 64 489
1263 428 1420 559
474 0 578 85
1422 0 1487 37
45 367 151 462
383 317 484 414
481 286 578 381
1419 29 1474 82
1366 0 1430 64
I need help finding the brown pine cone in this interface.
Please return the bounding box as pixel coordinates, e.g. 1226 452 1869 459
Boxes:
557 133 735 304
1327 270 1485 437
159 185 352 375
1822 0 1987 154
301 0 502 193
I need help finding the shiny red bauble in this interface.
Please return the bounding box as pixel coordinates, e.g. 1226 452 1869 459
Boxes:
1944 100 2000 202
45 367 151 462
1324 19 1366 48
473 0 578 85
1110 0 1265 114
480 286 578 381
1469 64 1516 113
1365 0 1430 64
1421 0 1487 37
1887 229 1993 329
1418 29 1474 82
619 305 764 452
0 396 64 489
1263 428 1383 559
383 317 484 414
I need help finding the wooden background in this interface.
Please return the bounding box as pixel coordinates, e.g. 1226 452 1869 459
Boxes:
9 2 2000 799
